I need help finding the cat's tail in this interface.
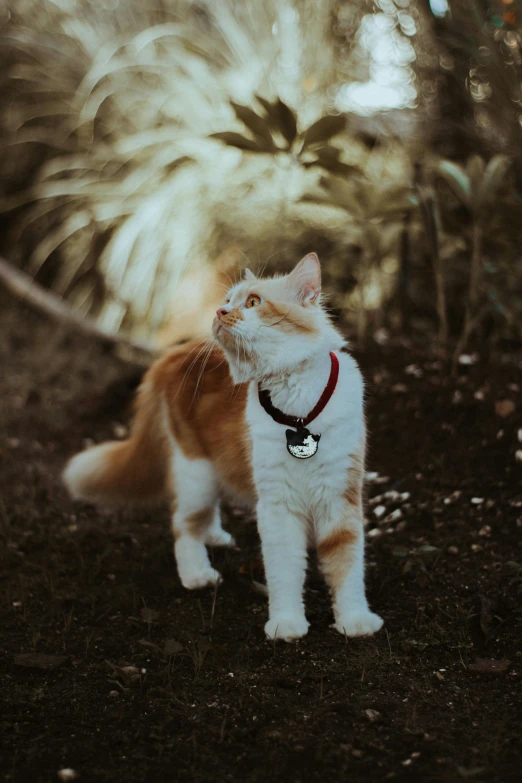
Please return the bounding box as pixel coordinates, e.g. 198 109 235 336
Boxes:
62 376 169 505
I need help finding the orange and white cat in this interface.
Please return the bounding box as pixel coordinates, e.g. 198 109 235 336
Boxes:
63 254 383 641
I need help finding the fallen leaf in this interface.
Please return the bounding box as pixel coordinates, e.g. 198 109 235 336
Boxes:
251 580 268 597
140 607 160 624
457 766 486 779
164 639 184 655
495 399 516 418
14 653 69 671
468 658 510 674
137 639 161 652
478 595 496 638
105 660 141 685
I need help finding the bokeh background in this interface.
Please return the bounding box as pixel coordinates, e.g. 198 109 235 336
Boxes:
1 0 522 357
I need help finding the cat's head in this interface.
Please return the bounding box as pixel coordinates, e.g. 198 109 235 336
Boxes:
212 253 344 382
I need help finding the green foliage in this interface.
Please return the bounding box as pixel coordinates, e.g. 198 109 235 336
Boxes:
210 98 355 177
436 155 512 216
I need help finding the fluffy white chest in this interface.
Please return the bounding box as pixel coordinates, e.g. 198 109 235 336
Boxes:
246 352 365 516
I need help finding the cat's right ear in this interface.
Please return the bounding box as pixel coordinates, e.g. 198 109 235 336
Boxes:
244 268 256 281
286 253 321 303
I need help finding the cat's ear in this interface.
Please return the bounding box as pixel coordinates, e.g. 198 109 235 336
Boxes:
243 268 256 281
286 253 321 303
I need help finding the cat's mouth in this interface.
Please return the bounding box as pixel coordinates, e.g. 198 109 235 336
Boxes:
212 319 234 345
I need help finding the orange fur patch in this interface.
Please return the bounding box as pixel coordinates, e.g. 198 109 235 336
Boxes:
344 449 365 506
185 507 213 536
318 526 361 591
152 341 255 501
317 528 359 560
65 375 170 504
258 300 317 334
220 307 244 327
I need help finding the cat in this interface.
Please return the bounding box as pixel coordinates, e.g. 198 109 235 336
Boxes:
63 253 383 642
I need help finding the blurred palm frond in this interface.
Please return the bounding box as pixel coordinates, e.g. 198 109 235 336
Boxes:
3 0 394 340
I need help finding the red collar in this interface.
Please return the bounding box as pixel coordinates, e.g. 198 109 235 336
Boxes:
258 352 340 430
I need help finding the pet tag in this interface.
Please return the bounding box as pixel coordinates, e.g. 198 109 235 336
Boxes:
285 427 321 459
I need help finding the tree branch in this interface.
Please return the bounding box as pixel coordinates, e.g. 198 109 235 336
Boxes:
0 256 157 366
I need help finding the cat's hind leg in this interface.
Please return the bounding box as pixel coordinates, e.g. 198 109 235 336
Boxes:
171 448 222 590
204 506 235 548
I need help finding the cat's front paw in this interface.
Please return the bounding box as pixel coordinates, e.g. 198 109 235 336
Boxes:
265 614 309 642
333 610 383 637
180 567 222 590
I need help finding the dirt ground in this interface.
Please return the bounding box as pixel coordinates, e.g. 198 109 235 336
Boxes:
1 291 521 783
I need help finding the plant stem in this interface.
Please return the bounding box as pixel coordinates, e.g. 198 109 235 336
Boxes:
356 248 368 345
398 212 411 334
469 221 482 312
451 223 484 373
422 188 447 348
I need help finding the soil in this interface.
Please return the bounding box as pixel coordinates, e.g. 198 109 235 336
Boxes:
1 291 521 783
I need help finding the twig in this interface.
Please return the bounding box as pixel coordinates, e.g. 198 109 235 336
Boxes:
0 255 157 366
451 304 488 375
385 628 393 658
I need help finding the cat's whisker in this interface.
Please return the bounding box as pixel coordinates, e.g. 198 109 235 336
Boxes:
191 340 216 407
174 338 214 400
258 249 283 278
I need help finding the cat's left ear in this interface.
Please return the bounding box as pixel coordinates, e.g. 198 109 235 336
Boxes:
286 253 321 304
244 268 256 281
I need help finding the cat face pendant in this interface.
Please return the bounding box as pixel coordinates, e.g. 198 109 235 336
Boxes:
286 428 321 460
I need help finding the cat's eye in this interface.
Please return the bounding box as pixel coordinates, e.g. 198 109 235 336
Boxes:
246 294 261 308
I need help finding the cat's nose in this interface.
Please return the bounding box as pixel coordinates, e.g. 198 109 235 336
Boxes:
216 307 229 320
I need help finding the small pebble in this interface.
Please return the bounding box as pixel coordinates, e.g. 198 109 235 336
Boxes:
458 353 478 365
57 771 78 782
448 546 459 554
384 509 403 524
